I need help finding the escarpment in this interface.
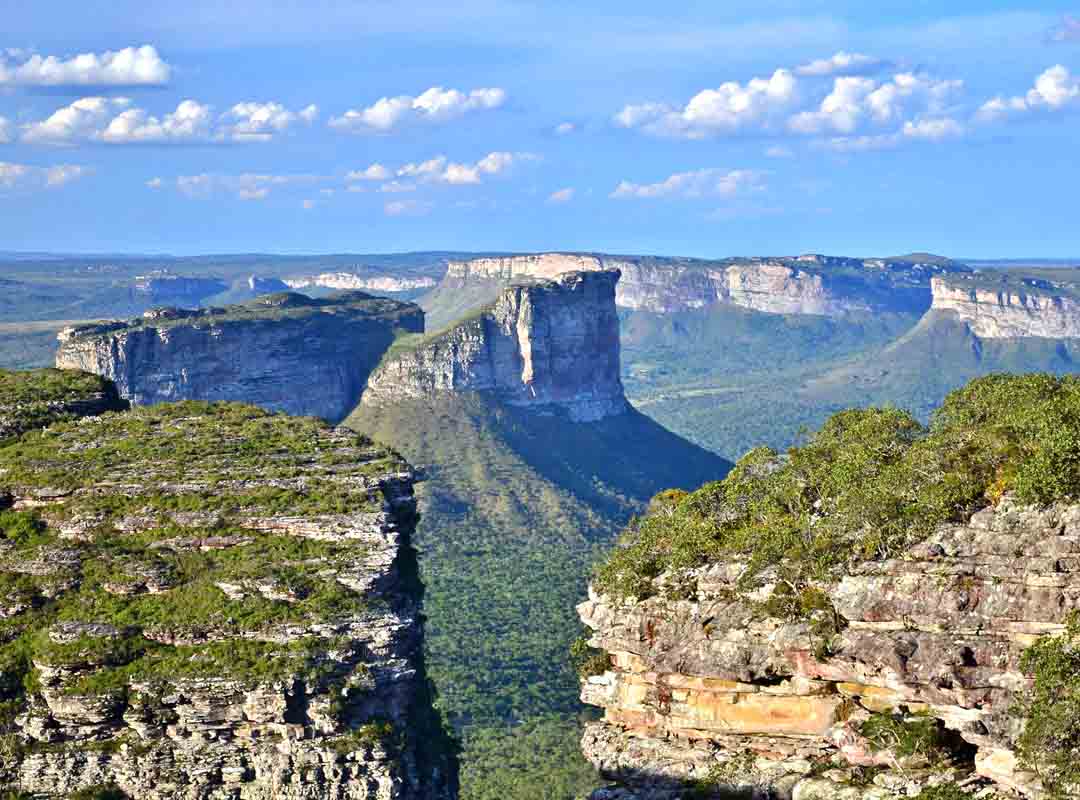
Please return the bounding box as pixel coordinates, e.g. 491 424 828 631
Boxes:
55 292 424 422
579 374 1080 800
0 368 127 444
0 401 455 799
931 274 1080 338
441 253 967 317
362 270 628 422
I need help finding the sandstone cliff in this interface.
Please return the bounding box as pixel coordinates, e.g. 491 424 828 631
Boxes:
441 253 965 317
931 275 1080 338
361 270 628 422
286 273 438 293
0 401 455 799
55 292 424 422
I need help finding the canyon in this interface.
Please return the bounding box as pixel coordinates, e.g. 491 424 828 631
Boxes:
54 292 423 422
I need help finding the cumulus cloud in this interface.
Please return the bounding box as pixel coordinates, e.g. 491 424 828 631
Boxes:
788 73 962 135
765 145 794 158
0 45 170 87
146 177 163 189
554 122 576 135
0 161 90 191
610 168 765 199
329 86 506 133
172 173 322 200
219 102 318 142
21 97 317 144
547 187 574 204
395 151 533 185
614 69 798 138
977 65 1080 122
1048 14 1080 42
345 163 391 181
796 52 884 77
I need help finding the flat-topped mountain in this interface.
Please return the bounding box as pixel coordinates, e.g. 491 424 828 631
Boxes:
55 291 424 422
0 399 455 799
932 272 1080 338
432 251 968 320
363 270 627 422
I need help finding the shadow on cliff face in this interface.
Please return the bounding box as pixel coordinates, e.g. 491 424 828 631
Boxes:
588 770 761 800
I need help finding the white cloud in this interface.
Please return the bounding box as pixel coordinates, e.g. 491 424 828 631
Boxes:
0 117 10 144
765 145 794 158
0 161 90 191
384 199 430 216
173 172 322 200
1048 14 1080 42
346 163 391 181
0 45 170 87
788 72 962 135
614 69 799 139
329 86 506 133
610 168 765 199
22 97 131 144
796 52 884 77
547 187 574 204
378 181 417 193
219 102 318 142
902 117 964 140
146 177 163 189
819 134 901 153
102 99 213 143
554 122 576 135
977 65 1080 122
396 151 531 185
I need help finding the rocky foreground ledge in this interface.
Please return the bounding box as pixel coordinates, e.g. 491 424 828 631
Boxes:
0 400 455 798
0 369 127 445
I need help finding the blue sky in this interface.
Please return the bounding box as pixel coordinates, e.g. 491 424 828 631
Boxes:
1 1 1078 258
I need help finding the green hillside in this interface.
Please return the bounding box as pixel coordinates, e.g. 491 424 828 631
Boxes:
346 393 730 800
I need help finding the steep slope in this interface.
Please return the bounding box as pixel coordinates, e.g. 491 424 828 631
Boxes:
0 401 455 799
55 292 423 422
580 374 1080 800
346 274 730 800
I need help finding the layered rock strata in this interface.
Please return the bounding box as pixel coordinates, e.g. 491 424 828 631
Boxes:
55 292 424 422
286 273 438 293
578 495 1077 799
361 270 628 422
0 401 454 799
442 253 966 316
931 275 1080 338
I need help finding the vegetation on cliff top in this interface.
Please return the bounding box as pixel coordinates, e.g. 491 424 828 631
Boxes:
0 368 124 444
597 373 1080 598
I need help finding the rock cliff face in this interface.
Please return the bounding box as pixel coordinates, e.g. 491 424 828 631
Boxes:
132 275 229 306
931 275 1080 338
0 401 455 799
54 292 424 423
578 494 1078 799
442 253 965 317
286 273 438 293
362 270 628 422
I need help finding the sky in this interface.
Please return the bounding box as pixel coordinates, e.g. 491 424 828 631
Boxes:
0 1 1079 258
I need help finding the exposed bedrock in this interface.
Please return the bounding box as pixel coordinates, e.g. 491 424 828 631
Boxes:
931 275 1080 338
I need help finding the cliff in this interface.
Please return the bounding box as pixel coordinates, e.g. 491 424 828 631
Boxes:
0 368 127 444
361 270 628 422
55 292 424 423
440 253 967 317
131 275 229 306
931 274 1080 338
578 375 1080 800
286 273 438 293
0 401 455 799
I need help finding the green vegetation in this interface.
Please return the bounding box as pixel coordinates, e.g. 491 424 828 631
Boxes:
347 391 729 800
0 368 124 443
598 374 1080 599
911 784 973 800
1018 612 1080 799
858 712 952 763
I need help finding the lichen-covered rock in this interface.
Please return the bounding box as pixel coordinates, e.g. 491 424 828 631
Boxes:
442 253 966 316
0 368 127 444
0 402 455 799
54 292 424 422
577 494 1076 799
931 274 1080 338
361 270 628 422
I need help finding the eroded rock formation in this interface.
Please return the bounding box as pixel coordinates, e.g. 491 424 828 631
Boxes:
578 495 1075 799
0 401 455 799
361 270 628 422
931 275 1080 338
442 253 965 316
54 292 424 422
285 273 438 293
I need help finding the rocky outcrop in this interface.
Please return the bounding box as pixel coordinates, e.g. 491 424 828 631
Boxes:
132 275 229 306
361 270 628 422
0 368 127 444
55 292 424 422
931 275 1080 338
578 495 1077 799
0 402 455 799
442 253 966 317
286 273 438 293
